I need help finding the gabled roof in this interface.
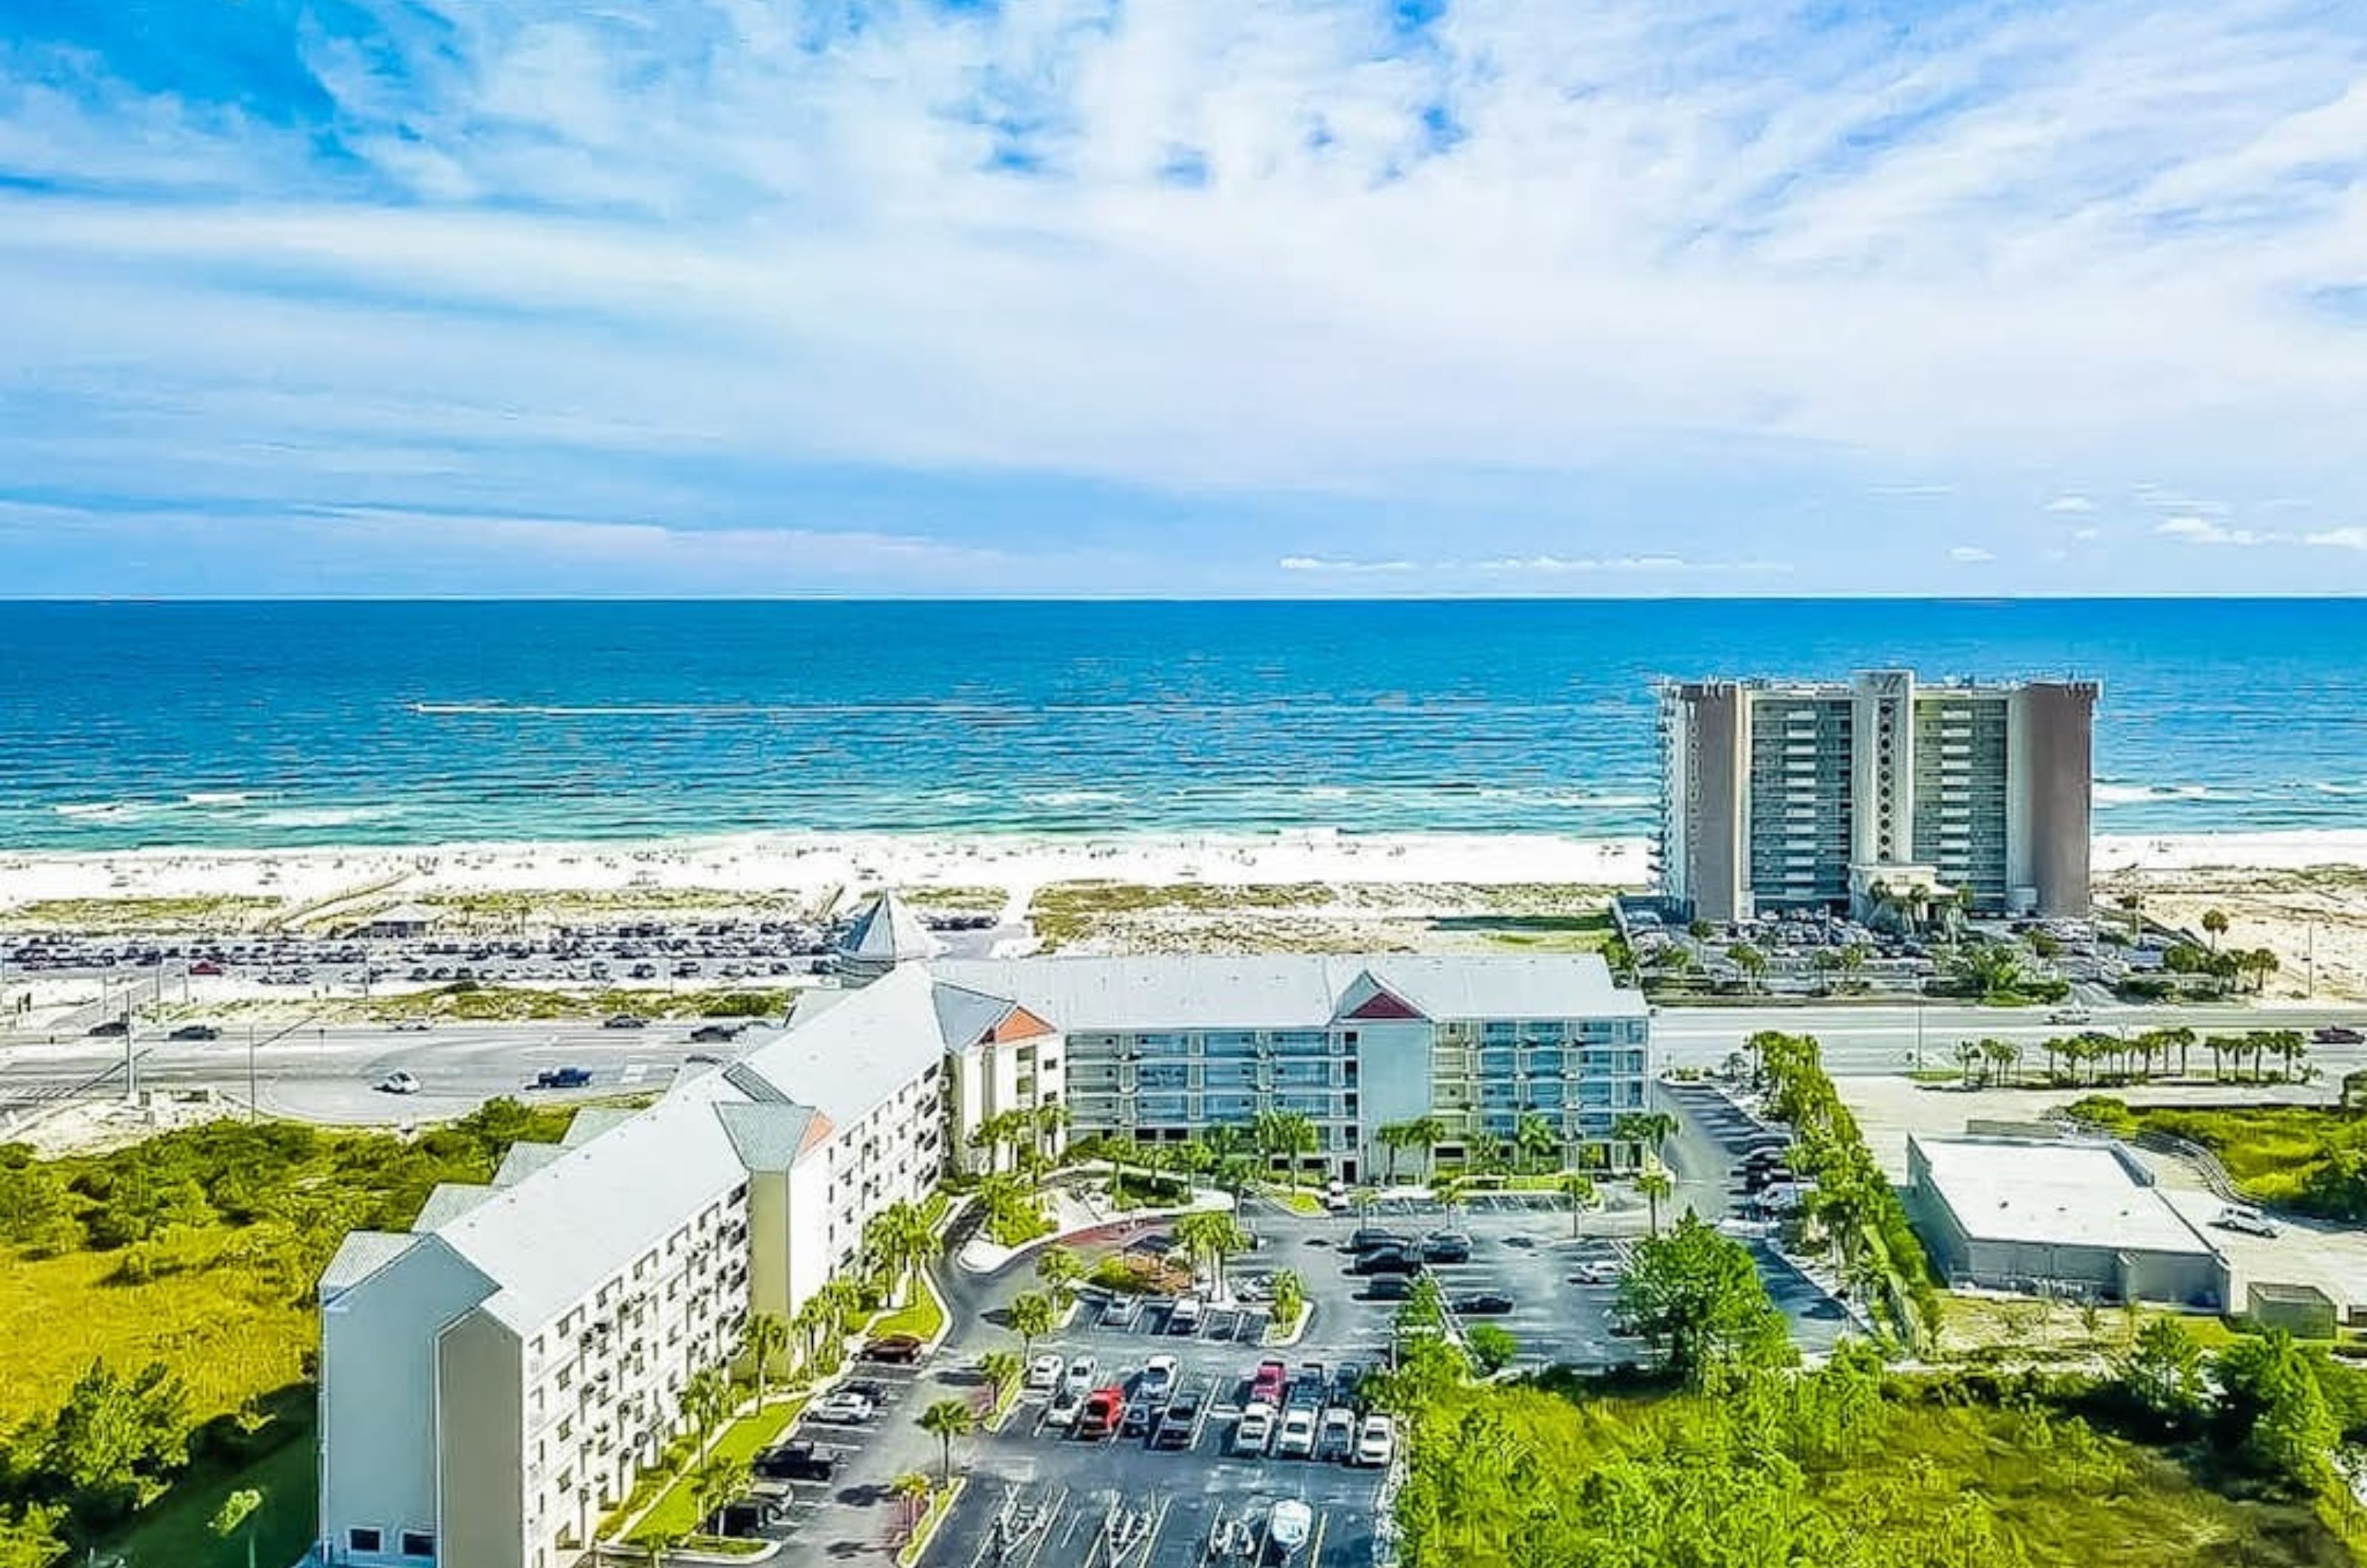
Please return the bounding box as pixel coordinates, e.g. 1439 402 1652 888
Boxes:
1338 970 1426 1021
932 981 1020 1049
319 1231 419 1300
414 1182 499 1230
731 964 952 1128
837 891 946 964
715 1101 825 1172
494 1142 567 1187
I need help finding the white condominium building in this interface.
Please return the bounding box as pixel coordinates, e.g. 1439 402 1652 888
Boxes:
312 902 1649 1567
313 964 948 1568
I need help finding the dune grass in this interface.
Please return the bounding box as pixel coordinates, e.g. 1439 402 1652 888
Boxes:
0 896 286 932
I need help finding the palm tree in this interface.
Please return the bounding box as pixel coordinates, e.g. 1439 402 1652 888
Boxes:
1983 1038 2019 1087
1609 1111 1675 1172
1173 1209 1252 1300
1007 1289 1057 1361
2202 908 2229 952
1560 1171 1596 1238
1402 1115 1446 1183
791 1293 834 1370
1375 1120 1415 1184
892 1470 934 1531
1033 1243 1084 1306
919 1397 976 1486
1954 1040 1983 1087
1513 1112 1561 1176
683 1365 733 1461
1030 1100 1072 1172
689 1456 743 1533
1255 1110 1320 1186
1636 1166 1672 1237
1726 942 1768 993
743 1312 789 1408
641 1528 689 1567
979 1349 1022 1413
865 1198 937 1307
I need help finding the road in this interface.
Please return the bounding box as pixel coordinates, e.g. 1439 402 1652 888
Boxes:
0 1018 727 1123
8 999 2367 1132
1649 1000 2367 1077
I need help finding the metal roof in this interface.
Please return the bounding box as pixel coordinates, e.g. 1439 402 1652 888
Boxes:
1913 1135 2218 1257
836 891 945 964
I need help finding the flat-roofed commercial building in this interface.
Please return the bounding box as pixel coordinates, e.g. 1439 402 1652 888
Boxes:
1658 669 2097 922
311 926 1647 1567
1905 1132 2229 1308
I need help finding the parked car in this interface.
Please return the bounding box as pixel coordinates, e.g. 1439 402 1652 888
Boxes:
1315 1406 1357 1462
1453 1291 1516 1317
1570 1261 1622 1287
861 1333 925 1365
1348 1228 1410 1254
1420 1231 1473 1263
1351 1246 1422 1276
755 1440 835 1482
1025 1353 1063 1390
1249 1359 1288 1407
533 1066 593 1089
1062 1355 1098 1396
1356 1412 1398 1467
1274 1406 1318 1459
375 1070 422 1095
1139 1354 1178 1403
1077 1387 1125 1439
167 1024 221 1041
1233 1402 1277 1456
1045 1385 1086 1428
808 1390 875 1425
1166 1295 1203 1335
1155 1382 1206 1449
602 1014 648 1030
1120 1399 1155 1437
2215 1204 2281 1238
1100 1293 1143 1330
1361 1275 1417 1302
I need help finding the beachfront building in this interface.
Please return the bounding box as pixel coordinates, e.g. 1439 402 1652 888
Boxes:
1657 669 2097 922
311 967 948 1568
311 912 1649 1567
926 955 1652 1179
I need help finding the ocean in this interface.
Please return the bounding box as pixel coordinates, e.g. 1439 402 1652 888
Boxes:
2 599 2363 852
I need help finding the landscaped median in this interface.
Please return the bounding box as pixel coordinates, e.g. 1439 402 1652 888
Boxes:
605 1394 807 1550
894 1476 965 1567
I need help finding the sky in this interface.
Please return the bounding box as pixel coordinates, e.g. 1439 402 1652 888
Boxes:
2 0 2366 598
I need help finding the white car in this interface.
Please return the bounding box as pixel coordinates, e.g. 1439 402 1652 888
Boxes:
1045 1386 1086 1427
1355 1412 1397 1467
1139 1354 1178 1403
1166 1296 1203 1335
2215 1205 2281 1239
391 1018 433 1033
1025 1353 1064 1390
808 1391 875 1425
1100 1294 1143 1329
1062 1355 1098 1397
1316 1405 1357 1462
375 1070 421 1095
1232 1401 1276 1456
1274 1406 1318 1459
2047 1007 2093 1026
1570 1260 1621 1287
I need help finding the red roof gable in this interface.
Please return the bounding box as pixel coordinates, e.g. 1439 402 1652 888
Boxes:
1344 987 1424 1021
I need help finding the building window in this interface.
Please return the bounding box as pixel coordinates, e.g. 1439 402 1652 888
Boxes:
348 1527 384 1554
401 1530 436 1557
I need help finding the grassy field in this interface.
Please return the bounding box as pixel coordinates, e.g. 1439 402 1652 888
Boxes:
0 896 287 932
105 1425 318 1568
894 885 1005 913
2067 1098 2366 1214
1410 1380 2354 1567
0 1243 312 1430
354 984 794 1023
1027 879 1621 953
415 888 817 925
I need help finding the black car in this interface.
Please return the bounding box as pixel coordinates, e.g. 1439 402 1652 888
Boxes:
87 1019 129 1038
689 1022 745 1043
1350 1246 1422 1276
1420 1232 1472 1263
534 1067 594 1089
1347 1228 1409 1254
168 1024 222 1041
1361 1275 1417 1302
1453 1291 1516 1317
754 1440 836 1482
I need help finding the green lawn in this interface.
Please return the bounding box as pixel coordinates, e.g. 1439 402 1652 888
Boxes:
102 1427 318 1568
869 1278 948 1345
2067 1098 2367 1215
624 1399 807 1544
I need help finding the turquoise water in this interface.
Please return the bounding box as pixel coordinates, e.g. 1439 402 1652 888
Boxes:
1 599 2362 850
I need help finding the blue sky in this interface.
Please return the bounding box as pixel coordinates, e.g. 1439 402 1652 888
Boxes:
3 0 2366 596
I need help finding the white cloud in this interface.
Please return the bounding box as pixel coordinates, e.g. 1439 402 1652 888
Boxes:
1948 545 1994 563
1277 555 1417 573
2073 527 2101 541
2306 528 2367 551
4 0 2367 589
2158 516 2277 546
